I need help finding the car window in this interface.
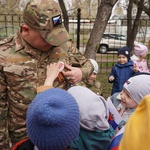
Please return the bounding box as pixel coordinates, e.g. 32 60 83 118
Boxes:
102 34 127 41
118 36 126 41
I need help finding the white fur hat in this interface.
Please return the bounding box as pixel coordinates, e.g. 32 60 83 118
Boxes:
89 59 99 74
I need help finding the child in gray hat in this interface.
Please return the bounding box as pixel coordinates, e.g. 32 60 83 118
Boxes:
115 73 150 122
68 86 114 150
107 73 150 150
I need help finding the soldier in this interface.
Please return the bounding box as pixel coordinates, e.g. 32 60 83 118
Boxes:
0 0 93 149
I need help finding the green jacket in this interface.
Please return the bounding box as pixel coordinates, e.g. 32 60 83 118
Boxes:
70 127 114 150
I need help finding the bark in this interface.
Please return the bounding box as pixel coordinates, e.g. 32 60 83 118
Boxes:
133 0 150 16
84 0 118 59
127 0 144 49
58 0 69 32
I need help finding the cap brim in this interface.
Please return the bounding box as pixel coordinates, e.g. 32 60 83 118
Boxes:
116 93 121 100
39 25 71 46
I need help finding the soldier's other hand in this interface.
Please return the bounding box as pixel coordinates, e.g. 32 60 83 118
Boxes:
62 63 82 84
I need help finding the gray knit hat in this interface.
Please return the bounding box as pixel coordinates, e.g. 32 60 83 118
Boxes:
68 86 110 131
123 74 150 104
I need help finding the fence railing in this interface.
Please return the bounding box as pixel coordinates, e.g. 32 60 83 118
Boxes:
0 14 150 70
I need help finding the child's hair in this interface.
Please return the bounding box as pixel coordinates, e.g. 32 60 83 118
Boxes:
122 74 150 104
134 44 148 57
118 46 131 61
26 88 80 150
89 59 99 74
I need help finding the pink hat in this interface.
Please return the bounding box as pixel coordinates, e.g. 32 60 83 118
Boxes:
134 44 148 56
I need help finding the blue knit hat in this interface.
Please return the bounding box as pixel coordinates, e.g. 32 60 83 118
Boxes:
118 46 131 61
26 88 80 150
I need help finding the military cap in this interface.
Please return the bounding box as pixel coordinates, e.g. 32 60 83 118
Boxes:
23 0 70 46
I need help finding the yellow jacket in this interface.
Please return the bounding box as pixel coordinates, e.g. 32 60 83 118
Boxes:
119 94 150 150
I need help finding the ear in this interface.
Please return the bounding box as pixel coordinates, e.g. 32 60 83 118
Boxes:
21 24 30 35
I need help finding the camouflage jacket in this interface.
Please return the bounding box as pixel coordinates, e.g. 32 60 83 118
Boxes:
0 29 93 145
76 79 102 95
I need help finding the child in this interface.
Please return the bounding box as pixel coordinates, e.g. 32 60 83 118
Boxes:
133 44 149 73
119 94 150 150
107 73 150 150
115 74 150 122
12 62 80 150
68 86 114 150
108 46 138 95
77 59 101 95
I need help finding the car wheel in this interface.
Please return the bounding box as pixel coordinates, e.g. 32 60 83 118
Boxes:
98 45 108 54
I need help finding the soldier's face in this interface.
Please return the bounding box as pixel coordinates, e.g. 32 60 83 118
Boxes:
21 24 52 51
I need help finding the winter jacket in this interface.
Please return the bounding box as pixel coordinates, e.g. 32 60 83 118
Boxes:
70 127 114 150
134 59 150 73
109 60 136 95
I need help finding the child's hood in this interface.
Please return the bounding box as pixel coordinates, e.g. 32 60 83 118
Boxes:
68 86 110 131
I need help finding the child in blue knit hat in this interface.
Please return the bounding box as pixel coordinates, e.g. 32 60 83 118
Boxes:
12 62 80 150
12 62 114 150
108 46 139 95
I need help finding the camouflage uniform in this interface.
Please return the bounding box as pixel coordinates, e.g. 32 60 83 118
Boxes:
0 0 93 149
76 79 102 95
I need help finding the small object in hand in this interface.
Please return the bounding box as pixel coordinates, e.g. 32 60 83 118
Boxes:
58 62 64 71
58 62 65 82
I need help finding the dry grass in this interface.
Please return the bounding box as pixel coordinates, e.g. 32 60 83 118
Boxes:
97 72 112 99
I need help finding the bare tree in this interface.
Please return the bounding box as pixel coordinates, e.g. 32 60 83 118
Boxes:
58 0 69 32
0 0 21 13
127 0 144 48
84 0 118 59
133 0 150 16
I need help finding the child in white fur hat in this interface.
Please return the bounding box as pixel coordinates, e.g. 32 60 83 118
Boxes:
132 44 149 73
76 59 102 95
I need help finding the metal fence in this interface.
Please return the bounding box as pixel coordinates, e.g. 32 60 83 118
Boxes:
0 13 150 98
0 14 150 71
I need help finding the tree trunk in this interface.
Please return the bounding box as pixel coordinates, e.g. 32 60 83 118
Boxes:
84 0 118 59
58 0 69 32
127 0 144 50
133 0 150 16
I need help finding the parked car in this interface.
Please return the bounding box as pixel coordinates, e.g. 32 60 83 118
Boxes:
97 33 128 54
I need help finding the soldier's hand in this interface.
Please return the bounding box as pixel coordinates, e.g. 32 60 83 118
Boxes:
62 63 82 84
